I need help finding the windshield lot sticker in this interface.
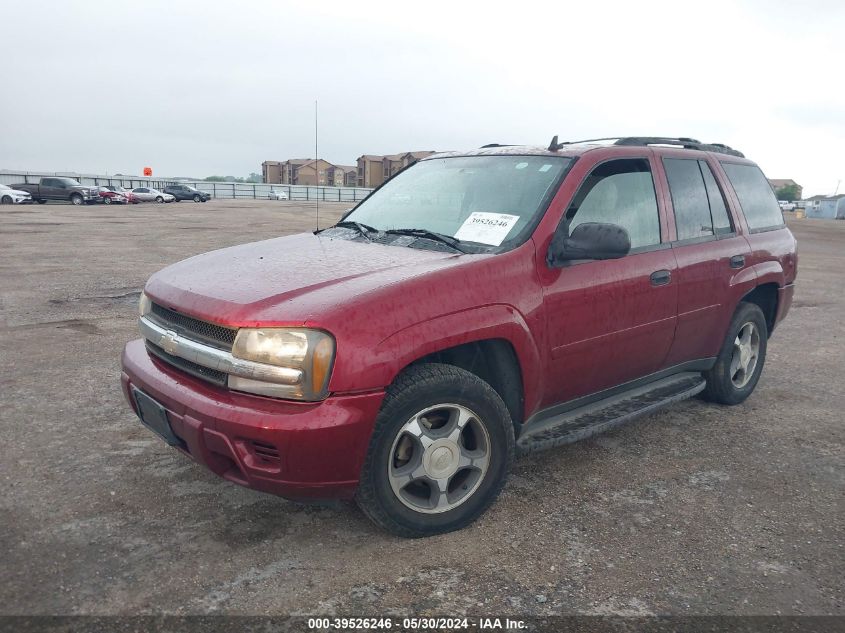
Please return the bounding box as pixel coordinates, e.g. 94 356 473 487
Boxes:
539 164 553 172
455 212 520 245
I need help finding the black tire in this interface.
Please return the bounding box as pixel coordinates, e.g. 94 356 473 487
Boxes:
103 196 112 205
193 194 201 202
356 363 515 538
70 193 83 206
37 199 47 204
702 301 768 405
155 196 164 203
1 195 11 205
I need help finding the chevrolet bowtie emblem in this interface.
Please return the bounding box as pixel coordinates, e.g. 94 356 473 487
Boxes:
160 330 180 355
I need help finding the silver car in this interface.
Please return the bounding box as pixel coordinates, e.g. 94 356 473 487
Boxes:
131 187 175 203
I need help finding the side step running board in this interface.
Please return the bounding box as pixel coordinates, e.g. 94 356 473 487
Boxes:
516 372 706 455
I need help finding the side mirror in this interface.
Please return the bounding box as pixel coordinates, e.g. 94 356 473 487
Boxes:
547 222 631 267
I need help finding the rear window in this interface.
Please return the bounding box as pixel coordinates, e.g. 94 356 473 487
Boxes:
721 163 785 231
664 158 734 240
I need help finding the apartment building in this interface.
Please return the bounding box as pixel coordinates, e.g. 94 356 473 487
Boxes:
262 159 313 185
264 151 436 187
328 164 356 188
261 161 282 184
356 155 385 188
295 159 335 186
401 151 436 167
357 151 436 187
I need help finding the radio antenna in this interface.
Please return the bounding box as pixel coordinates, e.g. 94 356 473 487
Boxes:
314 99 319 231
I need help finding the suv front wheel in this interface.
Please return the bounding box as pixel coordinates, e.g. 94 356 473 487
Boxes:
356 363 514 538
702 301 768 405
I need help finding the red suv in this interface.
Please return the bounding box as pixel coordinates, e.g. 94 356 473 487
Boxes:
121 136 797 537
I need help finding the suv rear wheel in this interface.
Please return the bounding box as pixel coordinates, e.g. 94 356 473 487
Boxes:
356 363 514 537
702 301 768 405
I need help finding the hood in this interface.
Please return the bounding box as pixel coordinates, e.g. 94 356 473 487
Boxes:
145 232 462 325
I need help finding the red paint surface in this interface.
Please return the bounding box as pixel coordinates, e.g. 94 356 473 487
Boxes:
122 144 797 499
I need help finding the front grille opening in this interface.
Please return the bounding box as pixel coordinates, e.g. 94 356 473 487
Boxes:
146 341 227 386
250 440 281 462
149 302 237 350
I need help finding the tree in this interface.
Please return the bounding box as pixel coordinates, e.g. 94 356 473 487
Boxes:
776 184 800 201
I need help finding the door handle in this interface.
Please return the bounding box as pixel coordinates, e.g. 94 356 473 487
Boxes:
729 254 746 269
650 269 671 286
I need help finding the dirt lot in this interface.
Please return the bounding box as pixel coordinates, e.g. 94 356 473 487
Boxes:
0 200 842 616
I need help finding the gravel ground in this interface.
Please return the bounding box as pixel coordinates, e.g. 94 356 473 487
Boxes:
0 201 842 616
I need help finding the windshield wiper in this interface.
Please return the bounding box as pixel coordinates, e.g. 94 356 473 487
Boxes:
384 228 467 253
332 220 379 241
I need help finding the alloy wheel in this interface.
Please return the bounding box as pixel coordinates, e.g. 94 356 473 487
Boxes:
387 403 490 514
730 322 760 388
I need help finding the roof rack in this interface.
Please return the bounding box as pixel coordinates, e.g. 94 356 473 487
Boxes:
614 137 745 157
480 143 514 148
548 136 745 158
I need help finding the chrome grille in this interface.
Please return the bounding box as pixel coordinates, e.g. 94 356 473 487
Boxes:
146 341 227 386
149 302 236 350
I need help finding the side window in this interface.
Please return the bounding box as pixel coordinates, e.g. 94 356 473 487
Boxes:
721 163 785 231
699 160 733 235
663 158 714 240
565 158 661 250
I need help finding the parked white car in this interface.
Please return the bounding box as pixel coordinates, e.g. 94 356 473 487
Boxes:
0 183 32 204
778 200 796 211
268 188 289 200
131 187 175 203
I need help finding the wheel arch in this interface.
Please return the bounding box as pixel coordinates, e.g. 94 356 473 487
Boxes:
407 339 525 434
741 282 779 336
367 305 542 432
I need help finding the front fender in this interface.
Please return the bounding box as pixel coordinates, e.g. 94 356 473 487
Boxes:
356 304 544 418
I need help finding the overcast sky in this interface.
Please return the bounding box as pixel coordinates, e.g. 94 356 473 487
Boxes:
1 0 843 195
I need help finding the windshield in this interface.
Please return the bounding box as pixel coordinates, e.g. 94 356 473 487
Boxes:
343 155 571 249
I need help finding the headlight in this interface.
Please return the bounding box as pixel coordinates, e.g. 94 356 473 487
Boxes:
230 328 335 400
138 292 151 317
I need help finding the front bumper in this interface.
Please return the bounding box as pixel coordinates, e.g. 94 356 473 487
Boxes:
121 339 384 500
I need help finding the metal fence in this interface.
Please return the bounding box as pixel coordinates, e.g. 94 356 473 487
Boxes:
0 170 373 203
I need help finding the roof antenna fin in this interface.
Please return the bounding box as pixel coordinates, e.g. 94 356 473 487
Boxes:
548 135 563 152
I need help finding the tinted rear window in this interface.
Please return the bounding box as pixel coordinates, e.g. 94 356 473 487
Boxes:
721 163 785 231
664 158 713 240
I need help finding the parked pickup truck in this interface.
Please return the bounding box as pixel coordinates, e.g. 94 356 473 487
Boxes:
122 136 797 537
11 177 99 205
